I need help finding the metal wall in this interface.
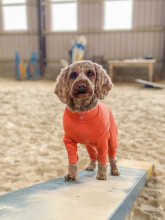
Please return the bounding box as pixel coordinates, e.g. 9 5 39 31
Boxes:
0 0 38 61
45 0 165 76
0 0 164 77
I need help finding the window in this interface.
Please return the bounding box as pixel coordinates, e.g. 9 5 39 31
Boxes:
51 0 77 31
104 0 133 30
2 0 27 31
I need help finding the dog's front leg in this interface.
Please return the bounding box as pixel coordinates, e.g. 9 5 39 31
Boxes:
64 163 78 181
85 144 97 171
63 135 79 181
96 138 108 180
96 163 108 180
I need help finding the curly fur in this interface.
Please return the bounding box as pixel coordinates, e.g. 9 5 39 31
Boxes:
96 164 108 180
86 161 96 171
109 158 120 176
54 67 70 104
55 60 112 112
64 163 78 181
95 64 113 100
55 60 117 180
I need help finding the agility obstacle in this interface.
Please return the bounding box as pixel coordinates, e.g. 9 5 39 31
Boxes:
135 79 165 89
0 160 153 220
15 51 40 80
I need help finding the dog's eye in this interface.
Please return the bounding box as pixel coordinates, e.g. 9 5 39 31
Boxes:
87 71 93 77
70 72 78 79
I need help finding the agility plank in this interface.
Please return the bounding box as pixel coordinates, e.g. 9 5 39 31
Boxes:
0 160 153 220
135 79 165 89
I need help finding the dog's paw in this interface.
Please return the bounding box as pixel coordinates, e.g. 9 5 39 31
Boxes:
111 169 120 176
96 164 108 180
65 163 78 181
96 174 107 180
86 161 96 171
109 158 120 176
64 174 77 181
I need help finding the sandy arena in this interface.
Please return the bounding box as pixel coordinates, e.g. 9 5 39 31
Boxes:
0 78 165 220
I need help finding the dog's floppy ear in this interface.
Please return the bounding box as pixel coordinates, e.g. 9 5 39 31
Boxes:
54 67 70 104
94 63 113 100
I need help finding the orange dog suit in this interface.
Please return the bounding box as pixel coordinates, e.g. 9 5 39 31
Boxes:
63 102 117 165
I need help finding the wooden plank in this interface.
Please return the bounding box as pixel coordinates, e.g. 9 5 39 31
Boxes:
0 160 153 220
135 79 165 89
118 159 154 181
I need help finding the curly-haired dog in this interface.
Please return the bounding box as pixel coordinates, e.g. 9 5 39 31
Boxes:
55 60 120 181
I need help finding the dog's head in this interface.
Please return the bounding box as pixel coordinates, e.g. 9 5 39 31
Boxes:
55 60 113 111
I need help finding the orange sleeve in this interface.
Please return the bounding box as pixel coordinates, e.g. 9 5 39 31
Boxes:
96 131 109 165
108 112 118 158
63 134 79 164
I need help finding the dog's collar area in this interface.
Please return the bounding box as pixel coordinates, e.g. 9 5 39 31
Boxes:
66 103 99 121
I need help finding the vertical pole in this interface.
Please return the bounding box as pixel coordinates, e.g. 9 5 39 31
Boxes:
37 0 46 76
161 0 165 80
162 32 165 79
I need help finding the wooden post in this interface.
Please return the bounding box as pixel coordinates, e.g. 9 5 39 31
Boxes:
162 32 165 79
109 63 114 79
148 63 153 82
37 0 46 76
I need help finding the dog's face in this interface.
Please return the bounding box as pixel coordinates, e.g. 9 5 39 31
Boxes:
55 60 113 111
67 61 96 100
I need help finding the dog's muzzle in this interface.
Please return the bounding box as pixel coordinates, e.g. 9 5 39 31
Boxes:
77 82 87 94
71 80 93 99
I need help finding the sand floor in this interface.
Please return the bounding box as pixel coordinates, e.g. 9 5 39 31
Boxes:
0 78 165 219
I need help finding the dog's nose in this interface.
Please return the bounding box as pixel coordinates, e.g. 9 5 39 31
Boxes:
78 83 86 90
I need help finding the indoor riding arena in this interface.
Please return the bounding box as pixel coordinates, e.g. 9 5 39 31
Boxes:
0 1 165 220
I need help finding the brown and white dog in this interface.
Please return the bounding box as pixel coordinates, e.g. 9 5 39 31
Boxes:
55 60 120 180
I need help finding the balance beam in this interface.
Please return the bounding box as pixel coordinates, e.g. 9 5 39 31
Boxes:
0 160 153 220
135 79 165 89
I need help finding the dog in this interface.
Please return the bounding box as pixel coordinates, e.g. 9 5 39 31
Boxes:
55 60 120 180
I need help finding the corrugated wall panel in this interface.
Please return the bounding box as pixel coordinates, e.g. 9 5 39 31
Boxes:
144 0 151 28
28 4 38 32
0 0 2 31
0 36 5 58
46 30 164 66
162 0 165 26
149 0 157 27
138 0 146 28
0 0 164 76
94 2 103 30
46 0 164 65
103 32 111 59
134 0 165 28
156 0 162 27
109 32 116 59
0 2 38 61
157 31 164 58
132 0 138 28
0 34 38 60
78 1 103 30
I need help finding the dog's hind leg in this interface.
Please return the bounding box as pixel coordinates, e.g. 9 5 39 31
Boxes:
108 123 120 176
109 158 120 176
108 138 120 175
86 161 97 171
85 144 97 171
